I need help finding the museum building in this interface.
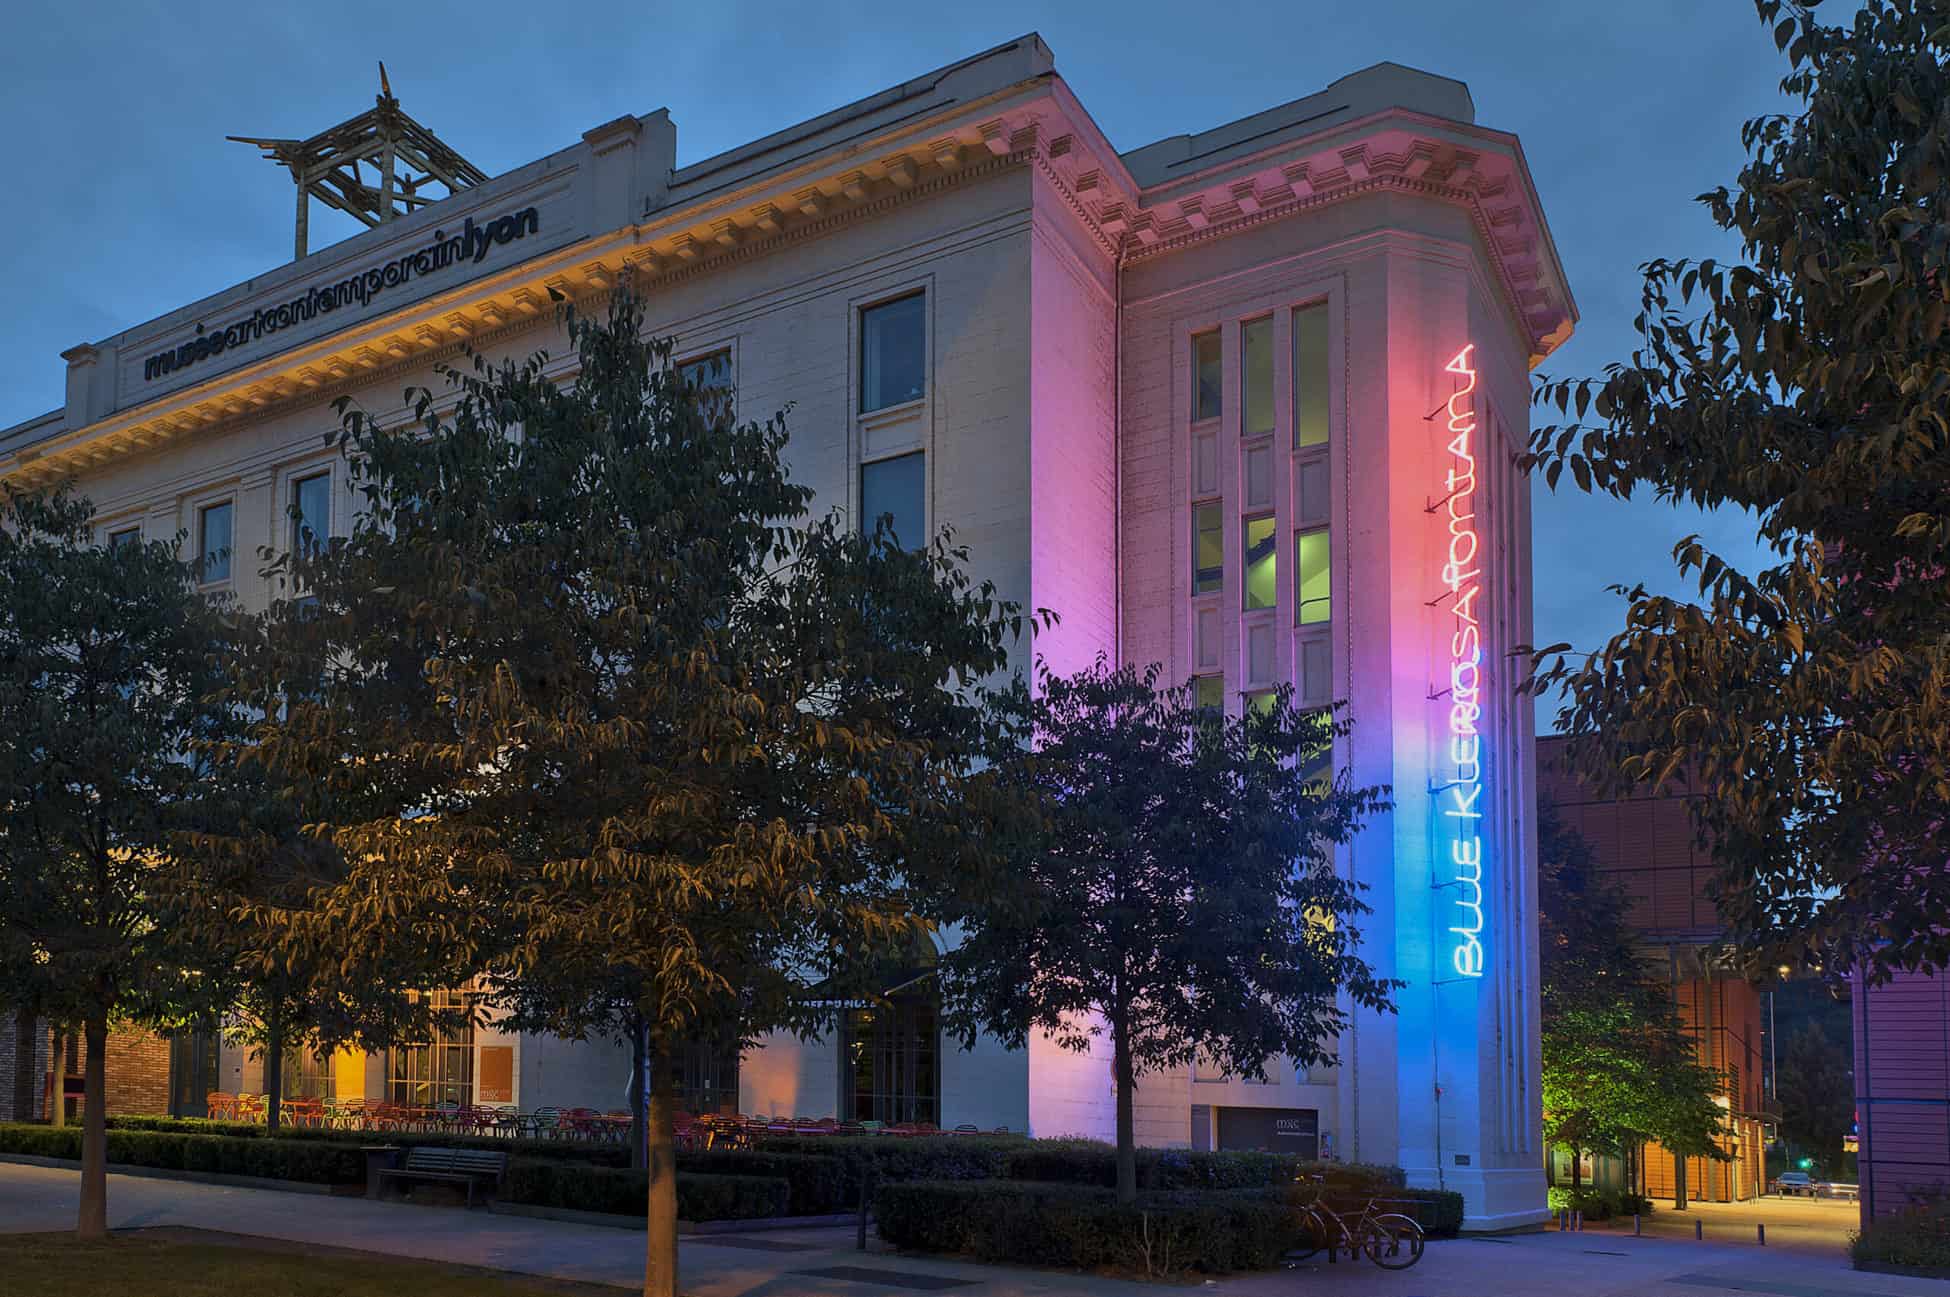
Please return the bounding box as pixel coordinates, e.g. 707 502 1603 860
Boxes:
0 35 1575 1229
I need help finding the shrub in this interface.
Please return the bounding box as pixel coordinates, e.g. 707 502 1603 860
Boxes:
1000 1140 1403 1194
500 1159 788 1221
0 1123 364 1185
677 1150 851 1215
1547 1186 1619 1219
745 1135 1019 1186
1388 1187 1465 1237
875 1180 1304 1277
1852 1201 1950 1272
101 1116 631 1165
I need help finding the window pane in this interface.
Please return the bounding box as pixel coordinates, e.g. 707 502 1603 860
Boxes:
1244 515 1276 610
1297 528 1330 624
1194 674 1224 713
861 295 926 412
291 473 330 559
1246 691 1277 719
679 350 736 423
1242 317 1274 437
108 527 140 550
1194 332 1222 421
862 452 925 547
1295 303 1329 447
199 502 233 583
1193 502 1223 595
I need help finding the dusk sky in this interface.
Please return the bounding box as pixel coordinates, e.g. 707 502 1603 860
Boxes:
2 1 1793 729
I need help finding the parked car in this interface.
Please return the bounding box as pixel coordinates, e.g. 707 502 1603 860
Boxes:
1816 1181 1860 1201
1772 1171 1816 1196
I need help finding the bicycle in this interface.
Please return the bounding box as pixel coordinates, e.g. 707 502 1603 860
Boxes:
1282 1175 1426 1270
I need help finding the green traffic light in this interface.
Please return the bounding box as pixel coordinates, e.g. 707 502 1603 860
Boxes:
1798 1157 1813 1170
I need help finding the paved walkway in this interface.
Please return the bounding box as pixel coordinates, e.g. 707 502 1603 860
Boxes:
0 1163 1939 1297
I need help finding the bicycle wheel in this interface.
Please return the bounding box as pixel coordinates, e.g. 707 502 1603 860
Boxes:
1362 1213 1425 1270
1282 1206 1328 1263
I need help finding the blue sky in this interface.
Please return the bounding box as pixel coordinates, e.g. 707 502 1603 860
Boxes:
2 1 1792 721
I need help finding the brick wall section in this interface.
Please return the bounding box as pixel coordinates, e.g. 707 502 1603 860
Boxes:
103 1025 173 1116
0 1010 51 1121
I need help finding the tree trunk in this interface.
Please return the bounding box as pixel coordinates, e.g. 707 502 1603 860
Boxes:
1112 1013 1137 1205
1571 1144 1583 1191
1675 1152 1689 1211
263 1000 284 1135
629 1016 649 1173
78 1014 108 1240
49 1028 65 1127
643 1038 680 1297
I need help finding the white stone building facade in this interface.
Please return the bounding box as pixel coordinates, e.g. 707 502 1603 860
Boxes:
0 35 1574 1229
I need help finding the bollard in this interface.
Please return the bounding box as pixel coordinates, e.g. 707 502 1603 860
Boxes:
1574 1209 1583 1232
1634 1213 1642 1237
1758 1223 1766 1247
1557 1209 1566 1231
1695 1219 1703 1242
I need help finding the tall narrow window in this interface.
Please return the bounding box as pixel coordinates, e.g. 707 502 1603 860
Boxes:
1193 332 1222 421
1242 317 1274 438
386 993 476 1107
861 294 926 412
1296 528 1330 624
861 452 925 547
1244 515 1277 611
198 501 233 584
1295 303 1329 448
1193 674 1225 715
679 349 736 424
291 473 330 559
1193 502 1223 595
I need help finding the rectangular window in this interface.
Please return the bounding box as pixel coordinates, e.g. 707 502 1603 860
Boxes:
1193 332 1222 421
1300 709 1332 793
1244 515 1277 611
1193 502 1223 596
861 452 925 547
839 999 939 1125
861 294 926 413
679 349 736 423
1242 317 1274 438
108 527 141 550
1246 690 1277 720
1295 303 1329 447
280 1048 338 1101
198 501 233 584
386 991 476 1107
291 473 330 559
1194 674 1225 714
1296 528 1330 624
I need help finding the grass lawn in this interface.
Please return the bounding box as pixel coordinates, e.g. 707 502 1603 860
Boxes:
0 1229 627 1296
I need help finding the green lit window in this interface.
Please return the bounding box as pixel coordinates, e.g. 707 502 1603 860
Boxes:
1244 515 1276 611
1242 317 1274 438
1194 674 1225 714
1295 303 1329 448
1300 708 1332 793
1246 691 1277 719
1193 502 1224 595
1296 528 1330 624
1194 332 1222 421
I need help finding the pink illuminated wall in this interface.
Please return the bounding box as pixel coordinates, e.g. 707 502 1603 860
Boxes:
1855 969 1950 1223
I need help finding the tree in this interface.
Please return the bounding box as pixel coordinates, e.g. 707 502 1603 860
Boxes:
1777 1022 1854 1176
939 659 1394 1204
1536 801 1729 1204
0 491 236 1238
227 282 1027 1297
1521 0 1950 982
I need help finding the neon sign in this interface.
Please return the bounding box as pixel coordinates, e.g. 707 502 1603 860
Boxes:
1439 344 1485 980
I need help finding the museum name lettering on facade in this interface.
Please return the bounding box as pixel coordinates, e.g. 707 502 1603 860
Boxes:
141 207 540 383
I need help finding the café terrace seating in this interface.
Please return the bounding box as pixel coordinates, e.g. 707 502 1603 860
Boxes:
198 1092 1011 1148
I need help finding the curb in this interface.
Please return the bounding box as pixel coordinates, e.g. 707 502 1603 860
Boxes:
0 1153 343 1196
1854 1259 1950 1281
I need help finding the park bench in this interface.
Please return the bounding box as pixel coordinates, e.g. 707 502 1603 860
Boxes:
374 1147 508 1207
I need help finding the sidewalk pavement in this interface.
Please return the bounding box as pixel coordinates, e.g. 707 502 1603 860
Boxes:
2 1162 1941 1297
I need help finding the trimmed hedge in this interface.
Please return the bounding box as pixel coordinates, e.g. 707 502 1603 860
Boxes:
102 1116 631 1166
875 1180 1302 1277
997 1139 1404 1194
745 1135 1018 1184
500 1158 788 1221
0 1122 364 1185
676 1150 851 1215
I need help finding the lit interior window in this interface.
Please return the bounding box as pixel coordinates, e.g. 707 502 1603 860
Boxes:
1244 515 1276 610
1193 332 1222 421
1193 502 1223 595
1296 528 1330 624
1295 303 1329 448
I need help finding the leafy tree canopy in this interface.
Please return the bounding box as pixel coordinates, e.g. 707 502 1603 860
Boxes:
1523 0 1950 981
223 280 1031 1297
940 659 1394 1202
